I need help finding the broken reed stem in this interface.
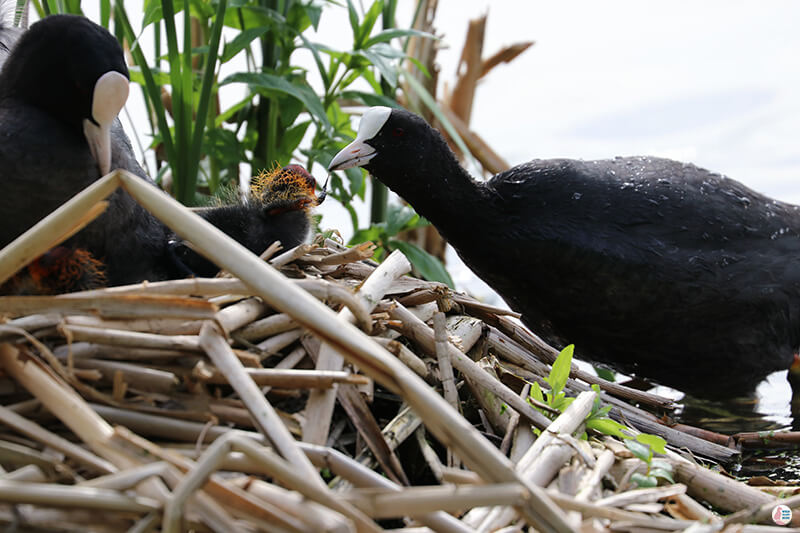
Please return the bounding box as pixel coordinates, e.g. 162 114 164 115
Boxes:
59 324 202 352
0 404 115 474
200 368 370 388
434 311 460 468
465 390 596 530
198 321 323 488
434 312 460 412
303 249 411 446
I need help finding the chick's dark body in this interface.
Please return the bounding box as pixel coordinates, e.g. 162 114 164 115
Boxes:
351 108 800 396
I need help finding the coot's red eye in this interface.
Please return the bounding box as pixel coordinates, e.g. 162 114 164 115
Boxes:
392 127 404 137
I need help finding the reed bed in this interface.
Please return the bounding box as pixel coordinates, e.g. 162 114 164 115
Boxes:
0 170 798 532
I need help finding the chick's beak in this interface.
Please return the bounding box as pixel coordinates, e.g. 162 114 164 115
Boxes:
83 71 130 176
328 139 377 171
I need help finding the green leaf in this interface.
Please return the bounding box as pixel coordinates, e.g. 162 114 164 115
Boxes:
296 33 330 91
221 72 332 133
385 204 418 235
594 366 616 382
545 344 574 399
402 72 473 168
222 4 283 29
550 393 575 412
585 417 629 439
636 433 667 455
350 225 384 246
346 0 359 40
594 405 612 418
625 439 652 463
339 90 399 108
358 47 398 87
221 26 269 62
388 240 454 288
128 66 171 86
650 468 674 484
356 0 383 49
630 473 658 488
276 121 311 162
529 381 545 404
651 459 672 471
364 28 436 48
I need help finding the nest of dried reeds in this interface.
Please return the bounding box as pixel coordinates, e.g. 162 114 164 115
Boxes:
0 170 797 532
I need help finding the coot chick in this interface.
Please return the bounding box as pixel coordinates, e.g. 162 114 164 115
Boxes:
329 106 800 397
171 164 322 277
0 246 107 294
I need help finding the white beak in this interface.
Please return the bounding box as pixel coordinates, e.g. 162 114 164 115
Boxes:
328 106 392 171
328 139 377 171
82 71 129 176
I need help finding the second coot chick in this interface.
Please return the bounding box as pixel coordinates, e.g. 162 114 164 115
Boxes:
329 106 800 397
171 164 321 277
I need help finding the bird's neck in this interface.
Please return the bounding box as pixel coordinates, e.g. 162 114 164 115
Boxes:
369 146 489 245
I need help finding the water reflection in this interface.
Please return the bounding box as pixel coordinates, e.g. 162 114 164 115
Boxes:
665 371 792 434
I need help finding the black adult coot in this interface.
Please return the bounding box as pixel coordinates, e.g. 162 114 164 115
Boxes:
0 15 317 291
329 106 800 397
0 14 171 285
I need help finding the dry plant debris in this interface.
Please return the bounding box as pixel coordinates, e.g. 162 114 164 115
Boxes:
0 170 798 532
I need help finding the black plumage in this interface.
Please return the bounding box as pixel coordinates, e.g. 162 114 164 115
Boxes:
0 14 315 291
329 106 800 397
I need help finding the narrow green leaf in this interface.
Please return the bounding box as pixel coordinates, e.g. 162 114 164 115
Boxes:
546 344 574 399
585 417 628 439
594 405 612 417
127 66 171 86
551 394 575 412
346 0 359 40
388 240 454 288
186 0 227 204
115 2 176 170
295 32 330 91
650 459 672 471
364 28 436 48
99 0 111 27
358 47 397 87
339 90 399 108
356 0 383 49
221 27 269 62
221 72 331 133
349 225 384 246
402 72 473 166
305 3 322 30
